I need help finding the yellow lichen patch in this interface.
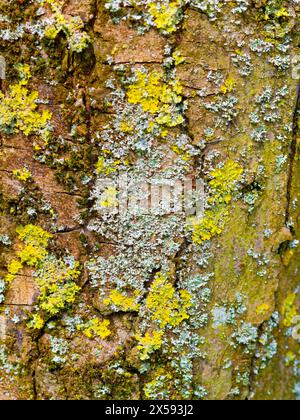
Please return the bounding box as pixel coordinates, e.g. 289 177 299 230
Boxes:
221 76 236 94
256 303 270 316
188 161 243 245
27 314 45 330
126 69 184 128
99 186 118 209
119 121 134 134
79 318 111 340
104 290 140 312
189 209 227 244
34 255 81 317
172 50 185 66
0 65 51 139
171 145 193 162
13 168 32 182
5 259 23 284
42 0 91 53
146 272 192 329
5 225 52 283
209 161 244 205
16 225 52 266
135 330 164 361
285 351 296 367
282 293 297 328
16 63 31 81
134 272 192 361
144 367 173 399
18 243 49 267
281 248 295 267
148 1 182 34
17 224 52 253
260 1 289 20
95 156 121 176
4 225 81 327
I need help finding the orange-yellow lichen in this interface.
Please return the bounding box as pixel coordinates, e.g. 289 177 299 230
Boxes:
135 330 164 361
0 65 51 139
146 273 192 329
148 1 182 34
189 161 243 245
79 318 111 340
42 0 91 53
282 293 297 328
126 69 184 128
104 290 140 312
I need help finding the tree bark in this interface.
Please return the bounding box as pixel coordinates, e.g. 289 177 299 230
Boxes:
0 0 299 400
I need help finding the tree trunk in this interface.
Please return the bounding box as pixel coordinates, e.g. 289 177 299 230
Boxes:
0 0 299 400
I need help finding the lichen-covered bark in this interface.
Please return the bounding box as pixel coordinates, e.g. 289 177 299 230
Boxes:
0 0 299 400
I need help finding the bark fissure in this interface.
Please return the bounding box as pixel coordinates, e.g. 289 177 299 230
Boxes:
286 80 300 225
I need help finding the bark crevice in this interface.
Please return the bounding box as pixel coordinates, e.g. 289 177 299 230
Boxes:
286 80 300 225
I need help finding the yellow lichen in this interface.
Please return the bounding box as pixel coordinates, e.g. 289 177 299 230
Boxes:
99 186 118 209
126 69 184 128
135 330 164 361
260 1 289 20
0 65 52 139
282 293 297 328
16 224 52 254
221 76 236 94
144 367 173 399
285 351 296 367
95 156 121 176
172 50 185 66
256 303 270 316
148 1 182 34
189 161 243 245
16 224 52 266
189 209 227 244
4 225 81 327
171 145 193 162
79 318 111 340
134 272 192 361
27 314 45 330
42 0 91 53
13 168 32 182
146 272 192 329
104 290 140 312
5 259 23 284
5 225 52 283
34 255 81 317
119 121 134 134
209 161 244 205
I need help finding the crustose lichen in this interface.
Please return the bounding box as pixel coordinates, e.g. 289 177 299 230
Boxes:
0 64 51 140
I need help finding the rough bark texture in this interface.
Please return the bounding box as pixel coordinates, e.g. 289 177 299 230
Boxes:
0 0 300 400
